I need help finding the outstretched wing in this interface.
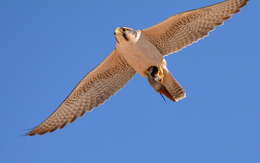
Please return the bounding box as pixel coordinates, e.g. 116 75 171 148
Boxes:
28 50 135 136
143 0 248 56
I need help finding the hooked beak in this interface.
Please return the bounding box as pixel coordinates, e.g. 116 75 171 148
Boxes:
114 27 121 35
114 27 121 43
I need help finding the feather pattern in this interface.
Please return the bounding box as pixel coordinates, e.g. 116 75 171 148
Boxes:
28 51 135 136
143 0 248 56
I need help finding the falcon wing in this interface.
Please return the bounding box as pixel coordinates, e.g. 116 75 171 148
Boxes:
143 0 248 56
28 50 135 136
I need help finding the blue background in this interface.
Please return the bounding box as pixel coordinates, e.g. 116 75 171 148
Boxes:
1 0 259 162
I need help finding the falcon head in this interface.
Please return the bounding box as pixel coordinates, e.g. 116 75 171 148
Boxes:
114 27 140 44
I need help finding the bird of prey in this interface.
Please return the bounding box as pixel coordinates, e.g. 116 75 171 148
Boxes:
28 0 248 136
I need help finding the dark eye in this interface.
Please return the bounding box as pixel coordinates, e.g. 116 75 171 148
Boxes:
122 28 126 32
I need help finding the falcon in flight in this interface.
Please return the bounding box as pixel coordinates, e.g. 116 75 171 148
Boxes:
28 0 248 136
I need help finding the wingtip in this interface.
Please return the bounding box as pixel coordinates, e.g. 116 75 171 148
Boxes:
27 133 34 136
26 130 41 136
24 127 37 136
26 126 52 136
26 117 77 136
26 129 54 136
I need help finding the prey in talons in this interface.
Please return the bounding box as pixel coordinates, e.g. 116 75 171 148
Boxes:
146 66 186 102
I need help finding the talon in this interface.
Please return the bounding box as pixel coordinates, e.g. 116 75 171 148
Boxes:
158 66 164 81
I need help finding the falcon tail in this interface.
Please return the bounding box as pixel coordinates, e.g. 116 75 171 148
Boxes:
147 66 186 102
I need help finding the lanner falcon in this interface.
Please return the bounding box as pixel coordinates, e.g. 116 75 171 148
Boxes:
28 0 248 136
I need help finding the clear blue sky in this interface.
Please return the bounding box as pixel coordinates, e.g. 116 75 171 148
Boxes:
1 0 259 163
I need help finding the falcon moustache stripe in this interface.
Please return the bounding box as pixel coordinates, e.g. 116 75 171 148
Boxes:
122 32 129 41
